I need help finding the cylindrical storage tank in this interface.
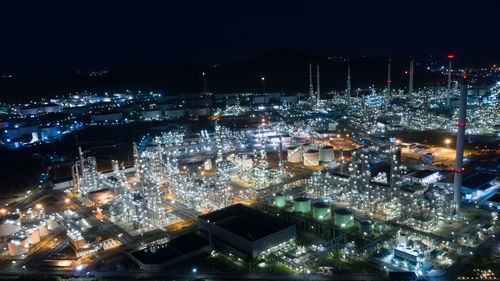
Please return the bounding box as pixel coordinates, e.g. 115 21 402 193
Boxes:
319 146 334 162
47 217 57 230
287 146 302 163
359 220 374 236
312 202 330 221
305 143 318 150
27 228 41 244
334 208 354 229
0 214 22 236
293 196 311 213
38 222 49 237
303 150 319 166
204 159 213 171
399 232 409 245
274 193 286 208
8 235 29 256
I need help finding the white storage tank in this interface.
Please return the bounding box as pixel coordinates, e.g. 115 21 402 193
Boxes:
47 216 57 230
304 143 318 150
319 146 334 162
204 159 213 171
27 228 41 244
0 214 21 236
287 146 302 163
303 150 319 166
8 235 29 256
38 222 49 237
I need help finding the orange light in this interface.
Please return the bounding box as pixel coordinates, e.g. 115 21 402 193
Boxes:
65 198 70 204
261 77 265 81
35 204 42 209
0 209 6 214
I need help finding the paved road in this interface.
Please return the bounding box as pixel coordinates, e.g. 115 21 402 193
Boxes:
0 268 386 280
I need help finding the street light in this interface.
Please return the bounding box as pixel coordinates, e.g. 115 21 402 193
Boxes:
445 138 451 148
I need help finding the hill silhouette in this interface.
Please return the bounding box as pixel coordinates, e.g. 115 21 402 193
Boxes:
0 50 445 103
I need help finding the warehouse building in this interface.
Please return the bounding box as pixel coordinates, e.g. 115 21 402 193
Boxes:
198 204 296 259
129 233 209 270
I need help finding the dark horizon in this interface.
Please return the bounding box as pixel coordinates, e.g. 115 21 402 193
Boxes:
1 0 499 74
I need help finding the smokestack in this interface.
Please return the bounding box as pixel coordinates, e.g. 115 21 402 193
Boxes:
407 57 414 123
387 58 392 95
453 75 468 218
346 63 351 102
309 59 314 97
446 55 454 106
316 64 320 104
278 137 283 172
409 57 414 97
202 72 208 95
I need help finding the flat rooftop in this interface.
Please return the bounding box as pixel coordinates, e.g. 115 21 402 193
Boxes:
412 169 437 179
217 216 281 241
130 233 208 265
463 173 497 190
487 193 500 204
200 204 294 242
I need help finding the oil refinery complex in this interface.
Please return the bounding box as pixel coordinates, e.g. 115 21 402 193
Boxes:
0 57 499 281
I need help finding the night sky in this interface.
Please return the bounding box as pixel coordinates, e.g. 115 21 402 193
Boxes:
1 0 499 73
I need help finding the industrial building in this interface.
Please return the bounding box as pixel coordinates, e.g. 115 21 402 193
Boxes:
198 204 296 259
461 172 498 200
404 170 441 185
129 233 209 270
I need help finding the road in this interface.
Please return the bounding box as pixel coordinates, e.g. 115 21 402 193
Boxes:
0 267 386 280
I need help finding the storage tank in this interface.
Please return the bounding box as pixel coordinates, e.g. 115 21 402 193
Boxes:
303 150 319 166
399 231 409 245
38 222 49 237
287 146 302 163
0 214 21 236
274 193 286 208
334 208 354 228
312 202 330 221
47 216 57 230
27 228 41 244
319 146 334 162
204 159 213 170
293 196 311 213
359 220 374 236
305 143 318 150
8 235 29 256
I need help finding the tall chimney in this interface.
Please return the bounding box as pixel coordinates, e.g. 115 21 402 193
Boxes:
346 63 351 103
453 75 468 218
309 59 314 97
447 55 454 106
202 72 208 95
409 57 414 97
316 64 320 104
407 57 414 123
387 58 392 95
